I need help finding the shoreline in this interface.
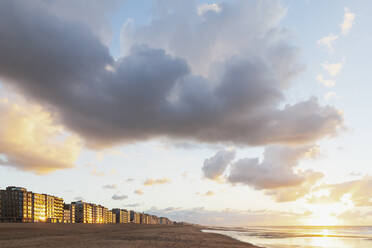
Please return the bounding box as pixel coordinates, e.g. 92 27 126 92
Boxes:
0 223 262 248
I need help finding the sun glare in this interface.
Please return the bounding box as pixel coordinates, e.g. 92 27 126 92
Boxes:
303 205 341 226
322 229 330 236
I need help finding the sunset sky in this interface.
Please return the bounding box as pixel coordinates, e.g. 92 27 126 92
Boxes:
0 0 371 226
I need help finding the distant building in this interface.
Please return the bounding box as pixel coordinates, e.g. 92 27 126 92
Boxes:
0 186 175 225
0 190 2 219
139 213 147 224
130 211 140 224
150 215 159 224
123 209 129 223
102 207 108 224
74 201 93 223
106 210 114 224
63 203 75 223
160 217 171 225
0 187 33 222
110 210 116 223
92 204 102 224
45 194 63 223
63 208 70 223
112 209 124 224
145 214 151 224
33 193 46 222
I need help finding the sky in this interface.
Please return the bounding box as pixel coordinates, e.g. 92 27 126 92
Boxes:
0 0 371 226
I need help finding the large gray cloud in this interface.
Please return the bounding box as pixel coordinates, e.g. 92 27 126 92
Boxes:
38 0 122 44
0 0 342 149
202 149 235 180
228 146 321 190
203 145 324 202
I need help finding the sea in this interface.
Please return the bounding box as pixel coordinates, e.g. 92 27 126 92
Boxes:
202 226 372 248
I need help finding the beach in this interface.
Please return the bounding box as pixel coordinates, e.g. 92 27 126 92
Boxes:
0 223 260 248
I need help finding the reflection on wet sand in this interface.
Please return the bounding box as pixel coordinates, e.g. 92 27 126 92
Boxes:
203 226 372 248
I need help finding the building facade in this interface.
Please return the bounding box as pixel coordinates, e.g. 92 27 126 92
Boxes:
0 187 33 222
74 201 93 223
130 211 141 224
106 210 113 224
159 217 171 225
33 193 46 222
63 203 75 223
45 195 63 223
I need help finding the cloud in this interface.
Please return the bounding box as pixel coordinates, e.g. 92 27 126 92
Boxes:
202 149 235 180
321 60 344 76
0 98 82 174
112 194 128 200
324 91 338 101
202 145 324 202
91 169 105 177
317 34 338 52
124 203 141 208
350 171 362 177
74 196 84 201
134 189 144 195
181 171 188 178
144 178 171 186
121 0 290 77
337 210 372 225
317 74 336 87
147 207 311 226
340 7 355 35
37 0 122 44
0 0 342 149
312 177 372 207
228 145 321 189
87 164 106 177
202 191 215 197
102 184 117 189
197 3 221 16
265 171 323 202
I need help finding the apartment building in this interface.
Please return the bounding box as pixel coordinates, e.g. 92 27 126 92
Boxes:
103 207 108 224
123 209 129 223
106 210 113 224
91 204 109 224
110 210 116 223
0 187 33 222
63 208 71 223
112 209 129 224
33 193 46 222
74 201 93 223
112 208 122 223
130 210 141 224
45 195 63 223
139 213 146 224
159 217 171 225
149 215 159 224
63 203 75 223
145 214 151 224
92 204 101 223
0 190 2 219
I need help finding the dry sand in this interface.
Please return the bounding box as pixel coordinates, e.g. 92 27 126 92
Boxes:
0 223 261 248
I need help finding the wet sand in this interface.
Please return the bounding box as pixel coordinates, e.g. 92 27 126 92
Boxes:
0 223 261 248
